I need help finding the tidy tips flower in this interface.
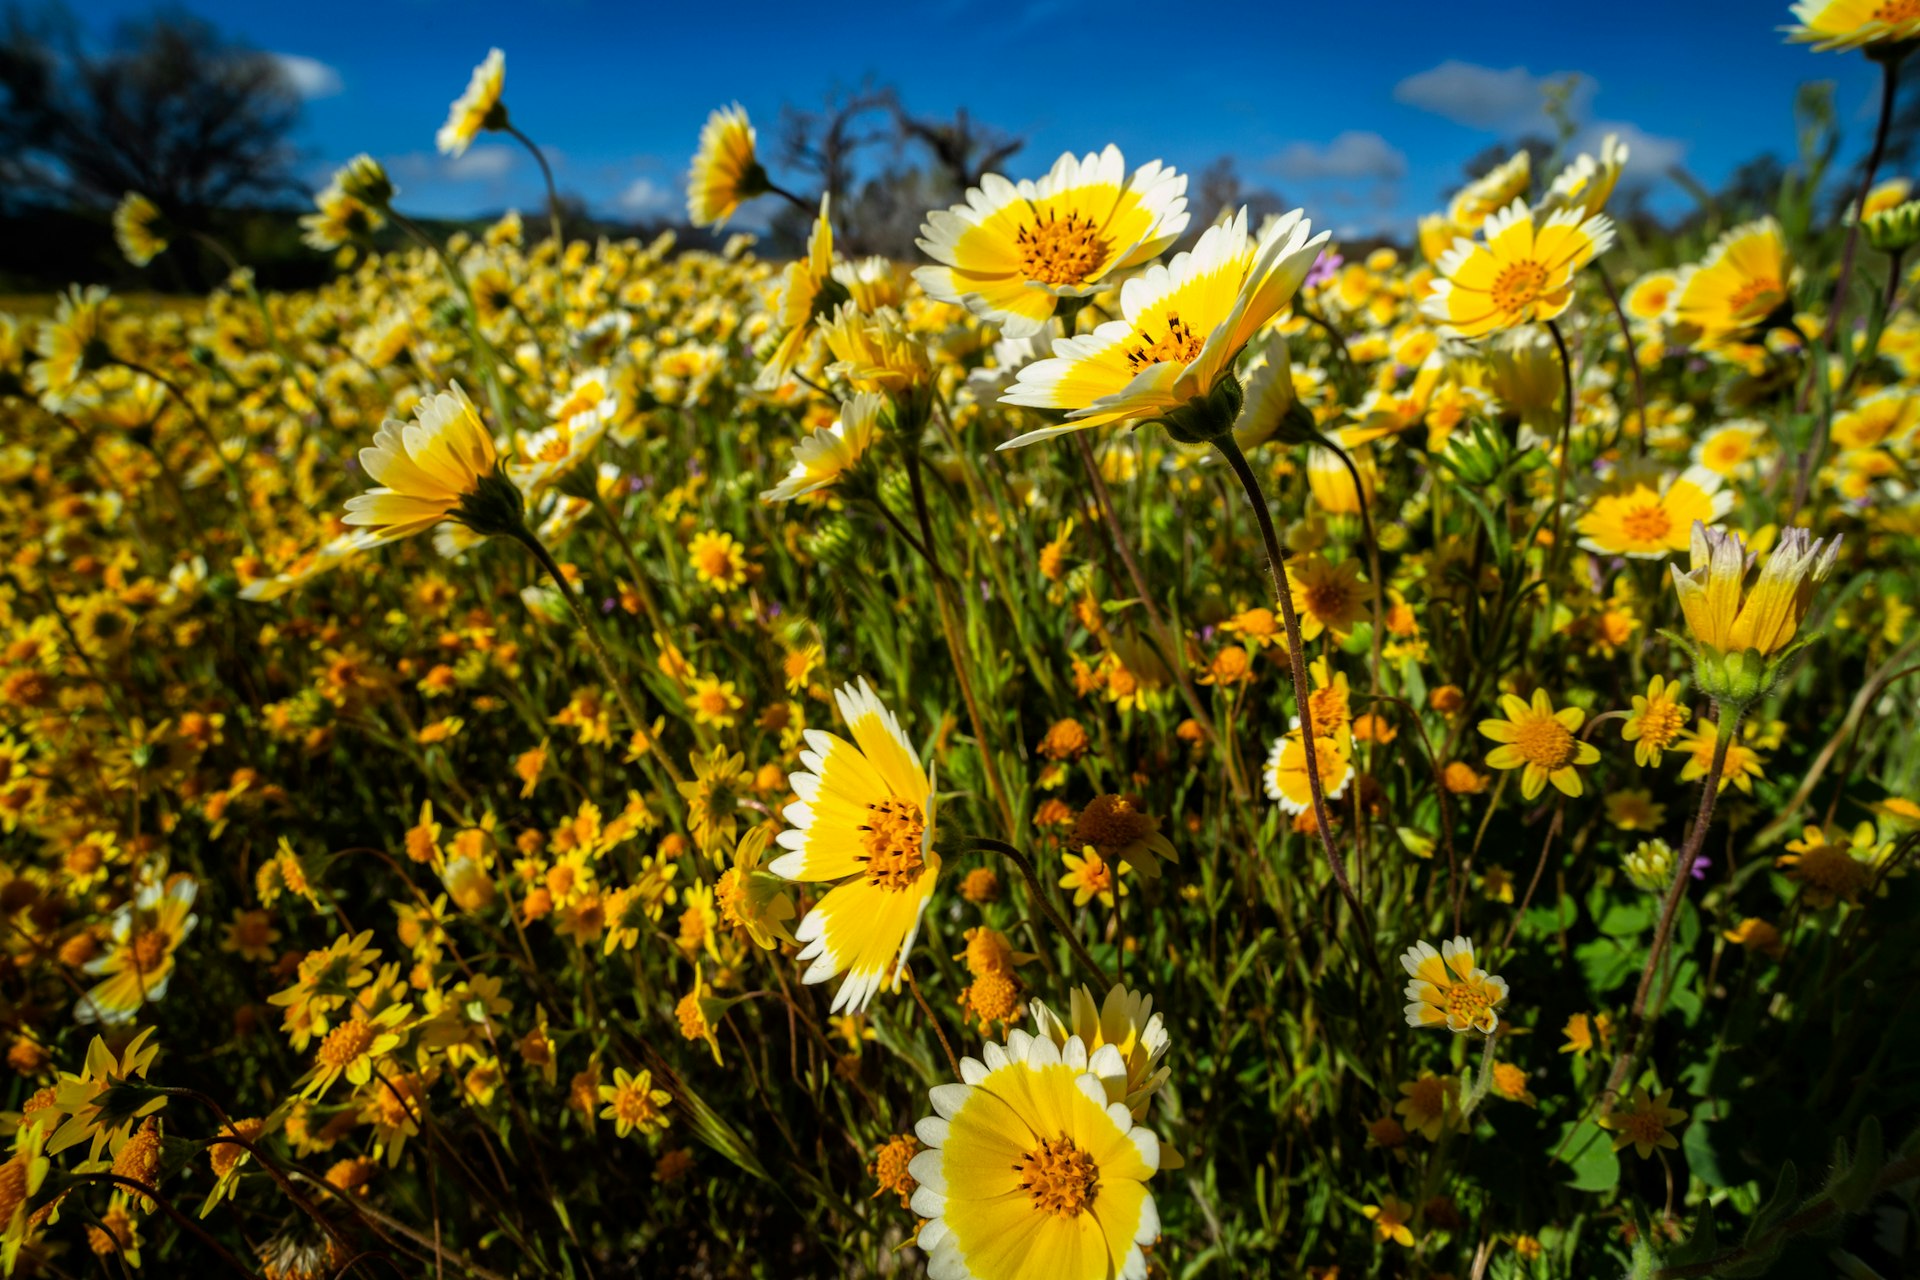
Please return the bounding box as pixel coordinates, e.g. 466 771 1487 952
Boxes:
1399 936 1508 1034
342 382 522 543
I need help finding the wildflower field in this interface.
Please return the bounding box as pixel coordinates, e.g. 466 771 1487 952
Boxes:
6 7 1920 1279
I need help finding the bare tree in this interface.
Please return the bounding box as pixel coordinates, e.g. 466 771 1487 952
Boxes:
0 4 302 217
893 104 1022 195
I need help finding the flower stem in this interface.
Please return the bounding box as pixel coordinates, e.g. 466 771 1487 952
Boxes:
1458 1030 1501 1121
1212 432 1382 981
964 836 1111 988
510 526 685 789
1605 705 1737 1100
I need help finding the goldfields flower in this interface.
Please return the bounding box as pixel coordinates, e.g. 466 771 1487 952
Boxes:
1621 675 1691 767
1030 984 1171 1121
300 1003 410 1098
1597 1085 1685 1159
1394 1071 1457 1140
1288 553 1370 640
1775 822 1886 907
914 145 1190 339
1069 795 1179 880
437 48 507 156
343 382 521 543
77 875 199 1025
1478 689 1600 800
48 1028 165 1160
686 103 767 228
687 529 750 591
1668 219 1794 346
598 1066 671 1139
1668 522 1842 704
1786 0 1920 51
1000 207 1329 445
1724 917 1786 959
760 392 881 502
908 1028 1161 1280
1676 725 1767 793
869 1134 920 1209
1537 134 1629 221
1576 467 1731 558
1422 199 1615 338
714 825 797 950
113 192 169 266
0 1123 49 1270
1399 936 1508 1034
1060 847 1126 909
1362 1196 1416 1247
771 679 937 1014
1831 388 1920 450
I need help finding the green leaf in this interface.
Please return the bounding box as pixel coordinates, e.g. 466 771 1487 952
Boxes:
1557 1117 1621 1193
1683 1103 1730 1189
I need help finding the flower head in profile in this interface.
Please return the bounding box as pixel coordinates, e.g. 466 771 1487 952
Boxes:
113 193 169 267
343 382 523 543
1423 199 1615 338
29 285 114 410
1668 218 1794 346
1479 689 1600 800
1577 466 1731 559
761 391 881 503
1447 150 1531 233
1786 0 1920 52
1001 207 1329 446
1668 523 1842 704
758 196 844 387
48 1027 165 1160
771 679 937 1013
687 103 768 228
437 48 507 156
1537 134 1629 222
1399 936 1508 1034
915 145 1190 339
908 1028 1161 1280
1597 1085 1685 1159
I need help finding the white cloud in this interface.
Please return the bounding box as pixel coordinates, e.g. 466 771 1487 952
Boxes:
1269 131 1407 182
271 53 343 100
444 146 516 181
1394 60 1592 132
617 176 680 218
1576 122 1688 185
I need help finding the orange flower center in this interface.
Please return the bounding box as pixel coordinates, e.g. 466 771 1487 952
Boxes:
1619 501 1672 545
1016 1135 1101 1217
1305 579 1356 621
859 798 927 890
1125 313 1203 370
1017 212 1111 287
1636 700 1687 750
613 1082 663 1128
871 1136 918 1197
1489 259 1551 315
1616 1107 1670 1148
129 928 171 974
318 1019 377 1068
1444 980 1494 1026
1725 277 1782 320
1873 0 1920 23
1514 714 1577 770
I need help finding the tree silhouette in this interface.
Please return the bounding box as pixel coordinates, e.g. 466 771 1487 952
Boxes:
0 4 302 218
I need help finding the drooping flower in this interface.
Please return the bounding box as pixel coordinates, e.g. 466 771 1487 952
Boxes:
771 679 938 1013
1786 0 1920 52
908 1028 1162 1280
686 103 767 228
1399 936 1508 1034
915 145 1190 339
342 383 520 543
113 192 169 267
760 392 881 503
437 48 507 157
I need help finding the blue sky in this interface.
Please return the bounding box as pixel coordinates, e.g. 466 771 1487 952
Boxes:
80 0 1888 237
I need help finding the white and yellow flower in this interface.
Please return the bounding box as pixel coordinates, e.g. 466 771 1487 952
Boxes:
909 1028 1161 1280
771 679 937 1013
343 382 506 542
437 48 506 157
1400 936 1508 1034
761 392 881 503
686 103 766 228
1000 207 1328 445
1538 134 1629 221
1423 199 1614 338
1786 0 1920 51
915 146 1189 339
1030 984 1171 1121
